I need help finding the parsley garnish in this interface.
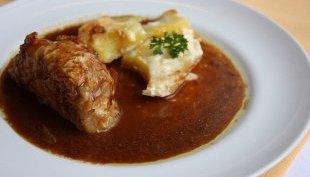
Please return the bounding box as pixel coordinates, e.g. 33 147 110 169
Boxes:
149 31 188 58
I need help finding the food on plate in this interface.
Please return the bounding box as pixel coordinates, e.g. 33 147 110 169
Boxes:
0 10 246 164
142 10 191 37
79 10 203 97
123 29 202 97
79 15 145 63
8 33 120 133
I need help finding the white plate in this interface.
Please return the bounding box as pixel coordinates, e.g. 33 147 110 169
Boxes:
0 0 309 177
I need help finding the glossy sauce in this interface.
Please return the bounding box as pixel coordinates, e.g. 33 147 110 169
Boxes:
0 25 245 164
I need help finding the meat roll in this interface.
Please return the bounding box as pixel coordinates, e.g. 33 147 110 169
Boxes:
8 32 120 133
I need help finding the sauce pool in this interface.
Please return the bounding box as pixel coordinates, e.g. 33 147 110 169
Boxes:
0 25 246 164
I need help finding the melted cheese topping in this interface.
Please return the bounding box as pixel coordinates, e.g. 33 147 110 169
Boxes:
123 29 203 97
78 10 203 97
79 16 145 63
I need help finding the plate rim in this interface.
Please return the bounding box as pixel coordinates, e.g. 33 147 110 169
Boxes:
229 2 310 176
0 0 309 177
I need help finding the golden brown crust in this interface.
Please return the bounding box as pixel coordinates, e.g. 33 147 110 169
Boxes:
8 33 120 133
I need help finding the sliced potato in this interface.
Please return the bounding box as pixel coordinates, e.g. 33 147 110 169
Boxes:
111 15 143 23
92 31 122 63
143 10 191 37
122 29 203 97
78 16 145 63
79 10 203 97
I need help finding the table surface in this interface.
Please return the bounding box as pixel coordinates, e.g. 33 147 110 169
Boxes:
285 142 310 177
0 0 309 177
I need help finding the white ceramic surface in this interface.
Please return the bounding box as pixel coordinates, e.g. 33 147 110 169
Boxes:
0 0 309 177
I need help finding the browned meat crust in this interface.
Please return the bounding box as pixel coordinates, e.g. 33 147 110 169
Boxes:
8 32 120 133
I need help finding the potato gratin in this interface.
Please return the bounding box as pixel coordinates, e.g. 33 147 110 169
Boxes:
79 10 203 97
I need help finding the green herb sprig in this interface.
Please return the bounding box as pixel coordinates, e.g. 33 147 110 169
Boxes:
149 31 188 58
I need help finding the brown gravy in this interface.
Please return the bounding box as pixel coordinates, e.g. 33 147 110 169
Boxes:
0 25 245 164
